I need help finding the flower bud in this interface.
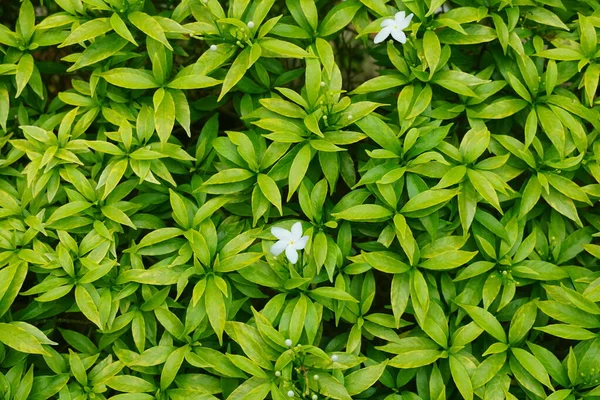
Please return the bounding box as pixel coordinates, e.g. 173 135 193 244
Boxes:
287 390 295 397
331 354 339 362
248 21 255 28
285 339 293 347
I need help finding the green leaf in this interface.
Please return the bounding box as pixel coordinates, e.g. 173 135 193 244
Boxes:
153 88 176 143
391 273 410 327
204 169 255 185
467 169 502 213
332 204 393 222
14 365 34 400
450 355 473 400
128 11 172 50
511 348 553 389
541 187 582 227
287 143 313 201
257 174 282 215
345 362 388 395
289 295 307 344
0 262 27 319
460 304 507 343
69 349 88 385
388 350 443 368
579 14 597 57
226 377 270 400
470 98 528 119
47 201 92 224
75 285 102 329
106 376 155 393
69 35 128 71
536 48 584 61
29 374 70 400
423 31 441 76
401 189 459 214
363 251 411 274
318 0 361 37
99 159 128 200
219 45 259 101
60 18 112 47
259 98 307 118
299 0 319 30
537 301 600 328
310 287 359 302
508 301 537 345
205 277 226 345
471 353 507 389
420 250 477 271
0 322 50 355
535 324 597 340
215 253 263 273
110 12 137 45
102 205 136 229
161 345 188 390
16 54 34 98
167 74 221 90
259 37 309 58
102 68 160 89
526 7 569 30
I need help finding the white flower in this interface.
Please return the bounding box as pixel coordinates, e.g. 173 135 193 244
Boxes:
247 21 255 28
285 338 293 347
210 44 217 51
331 354 339 362
270 222 309 264
312 396 318 400
434 2 451 14
374 11 414 44
287 390 295 398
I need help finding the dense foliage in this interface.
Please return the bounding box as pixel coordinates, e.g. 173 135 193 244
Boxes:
1 0 600 399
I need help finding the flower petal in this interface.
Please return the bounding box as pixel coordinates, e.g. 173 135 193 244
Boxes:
391 28 407 44
293 235 309 250
374 27 392 44
270 240 288 256
394 11 406 24
397 13 414 29
291 222 303 241
381 18 395 27
271 227 291 241
285 246 298 264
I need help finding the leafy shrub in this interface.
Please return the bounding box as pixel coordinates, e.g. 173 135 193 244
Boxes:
1 0 600 399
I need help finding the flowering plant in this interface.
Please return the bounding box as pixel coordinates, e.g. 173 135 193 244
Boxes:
0 0 599 399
